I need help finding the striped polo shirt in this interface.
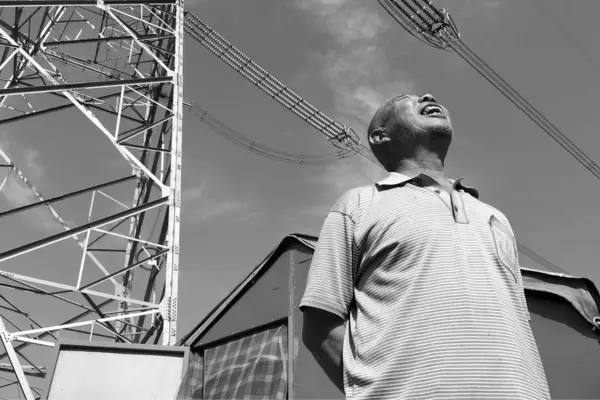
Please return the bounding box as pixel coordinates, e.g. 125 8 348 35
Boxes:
300 172 550 400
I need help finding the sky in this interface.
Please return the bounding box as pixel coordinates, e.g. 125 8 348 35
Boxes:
173 0 600 336
1 0 600 389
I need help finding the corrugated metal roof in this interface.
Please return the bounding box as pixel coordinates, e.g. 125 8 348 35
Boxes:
179 233 595 346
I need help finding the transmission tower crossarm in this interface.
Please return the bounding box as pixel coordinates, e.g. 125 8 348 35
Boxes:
0 77 171 96
0 1 176 6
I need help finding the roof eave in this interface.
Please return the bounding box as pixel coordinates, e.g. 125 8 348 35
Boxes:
178 234 600 346
178 234 316 347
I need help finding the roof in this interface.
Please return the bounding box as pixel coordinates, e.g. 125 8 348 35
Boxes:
179 234 317 346
180 234 600 346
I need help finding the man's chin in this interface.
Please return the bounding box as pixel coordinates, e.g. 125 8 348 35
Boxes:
427 123 453 138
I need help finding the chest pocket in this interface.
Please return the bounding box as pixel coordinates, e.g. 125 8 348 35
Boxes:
489 214 518 283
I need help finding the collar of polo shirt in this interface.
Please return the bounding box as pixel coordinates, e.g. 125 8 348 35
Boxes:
375 172 480 199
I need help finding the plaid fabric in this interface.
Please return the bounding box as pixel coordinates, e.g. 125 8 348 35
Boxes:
176 351 204 399
175 324 288 400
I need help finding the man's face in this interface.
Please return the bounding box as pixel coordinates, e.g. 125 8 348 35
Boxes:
390 93 452 140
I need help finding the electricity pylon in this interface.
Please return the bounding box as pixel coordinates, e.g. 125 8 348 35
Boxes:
0 1 183 398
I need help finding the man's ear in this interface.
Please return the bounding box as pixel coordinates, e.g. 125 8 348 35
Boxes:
368 128 389 145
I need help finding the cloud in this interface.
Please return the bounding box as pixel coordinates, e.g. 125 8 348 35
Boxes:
0 132 61 230
300 161 384 222
293 0 505 214
308 157 384 195
183 182 256 223
295 0 387 45
293 0 404 207
295 0 414 130
304 156 386 218
294 0 506 126
182 161 258 224
436 0 502 22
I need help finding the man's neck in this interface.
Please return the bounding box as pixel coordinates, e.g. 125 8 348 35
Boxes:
393 156 444 177
389 140 447 173
392 157 451 189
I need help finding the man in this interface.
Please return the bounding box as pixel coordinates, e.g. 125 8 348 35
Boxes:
299 93 550 399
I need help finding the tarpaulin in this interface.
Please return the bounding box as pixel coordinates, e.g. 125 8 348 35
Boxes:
176 324 288 399
523 269 600 329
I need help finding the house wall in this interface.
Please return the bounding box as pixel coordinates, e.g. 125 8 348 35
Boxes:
528 292 600 399
195 249 293 347
290 244 344 399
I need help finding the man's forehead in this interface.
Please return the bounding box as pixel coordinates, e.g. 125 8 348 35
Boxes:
386 93 416 104
374 93 414 118
368 93 418 134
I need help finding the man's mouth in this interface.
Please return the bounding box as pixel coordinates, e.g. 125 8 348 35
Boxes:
419 104 444 116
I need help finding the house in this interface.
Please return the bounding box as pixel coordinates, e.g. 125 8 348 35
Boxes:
176 234 600 399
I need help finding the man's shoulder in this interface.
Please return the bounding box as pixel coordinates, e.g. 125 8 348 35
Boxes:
475 198 514 230
330 184 377 216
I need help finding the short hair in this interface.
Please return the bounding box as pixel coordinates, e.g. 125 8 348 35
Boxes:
367 93 412 136
366 93 413 172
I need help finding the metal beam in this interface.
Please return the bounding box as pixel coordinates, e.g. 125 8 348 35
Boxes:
0 76 171 96
0 363 46 378
0 89 137 126
0 300 114 362
45 33 175 46
0 0 182 390
117 115 173 143
0 318 34 400
0 175 136 219
80 250 168 291
0 196 167 263
0 1 176 6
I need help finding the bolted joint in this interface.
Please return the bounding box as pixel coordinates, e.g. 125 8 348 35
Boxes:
114 286 129 300
1 331 12 343
170 188 182 208
159 297 178 322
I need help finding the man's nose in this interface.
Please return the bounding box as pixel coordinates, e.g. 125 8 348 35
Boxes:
419 94 436 103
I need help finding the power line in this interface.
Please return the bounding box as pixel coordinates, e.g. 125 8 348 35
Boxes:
379 0 600 181
183 12 381 167
184 10 564 274
531 0 600 72
184 100 357 165
378 0 570 274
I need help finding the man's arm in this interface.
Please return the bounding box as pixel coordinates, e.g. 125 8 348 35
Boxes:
302 307 346 393
501 214 531 322
299 189 360 393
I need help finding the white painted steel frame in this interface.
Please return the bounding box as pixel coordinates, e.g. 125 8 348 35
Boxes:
0 1 183 398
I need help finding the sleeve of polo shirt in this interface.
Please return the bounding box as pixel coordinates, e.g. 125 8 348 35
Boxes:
514 249 531 321
504 217 531 322
299 191 360 321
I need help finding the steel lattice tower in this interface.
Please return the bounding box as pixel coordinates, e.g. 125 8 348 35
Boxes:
0 1 183 398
